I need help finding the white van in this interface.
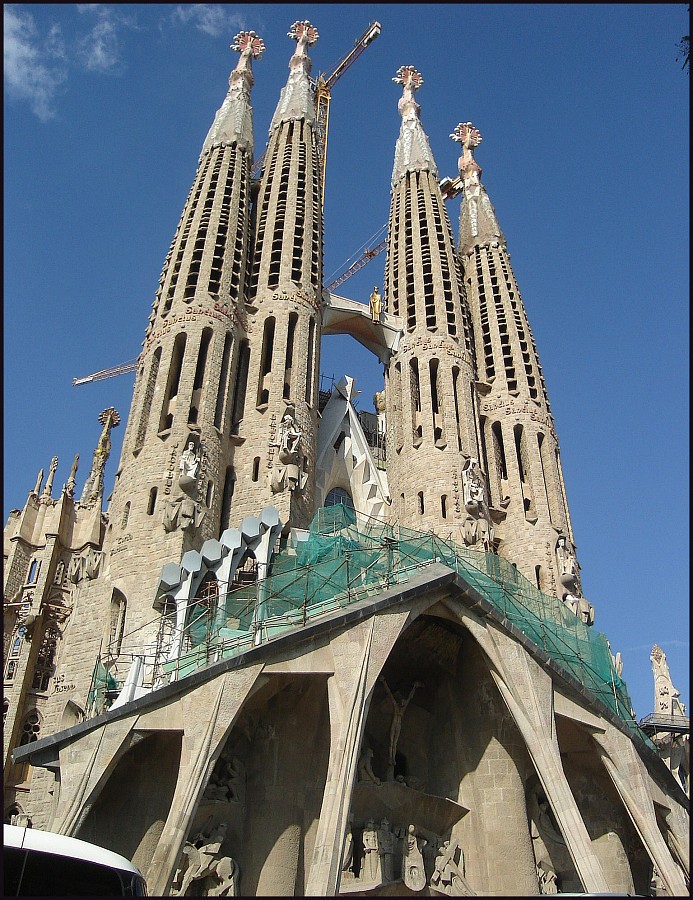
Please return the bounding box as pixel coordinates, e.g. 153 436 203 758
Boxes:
3 824 147 896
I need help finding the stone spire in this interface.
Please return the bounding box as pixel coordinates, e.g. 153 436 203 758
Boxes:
269 20 319 131
200 30 265 158
391 66 438 188
452 122 505 255
80 408 120 505
40 456 58 503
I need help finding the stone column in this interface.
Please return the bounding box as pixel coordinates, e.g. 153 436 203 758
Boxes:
305 607 415 895
592 723 689 896
459 611 610 893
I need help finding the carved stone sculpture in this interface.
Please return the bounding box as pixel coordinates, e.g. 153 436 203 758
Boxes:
370 286 383 322
378 818 395 883
357 745 381 785
271 407 307 494
172 821 238 897
380 677 423 778
536 861 558 894
461 459 493 551
430 840 475 896
179 441 200 490
402 824 427 891
555 536 579 592
362 819 381 883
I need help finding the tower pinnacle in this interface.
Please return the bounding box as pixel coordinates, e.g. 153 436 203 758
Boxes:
269 20 319 131
200 30 264 156
452 121 504 254
391 66 437 187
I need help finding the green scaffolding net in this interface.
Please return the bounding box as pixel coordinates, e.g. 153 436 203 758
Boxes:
180 504 640 740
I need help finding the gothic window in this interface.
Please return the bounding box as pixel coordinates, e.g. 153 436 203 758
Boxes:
20 709 41 745
27 560 40 584
32 625 60 692
108 591 127 657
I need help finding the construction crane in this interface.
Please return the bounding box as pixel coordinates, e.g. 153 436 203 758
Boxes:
250 20 382 209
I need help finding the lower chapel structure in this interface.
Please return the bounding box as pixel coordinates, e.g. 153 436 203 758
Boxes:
3 21 689 897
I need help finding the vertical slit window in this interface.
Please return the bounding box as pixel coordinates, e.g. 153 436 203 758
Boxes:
214 333 233 431
429 359 445 447
257 317 275 407
410 358 422 443
284 312 298 400
135 347 161 452
220 466 236 534
451 366 463 452
159 333 187 432
189 328 212 424
147 487 157 516
231 340 250 434
305 317 316 404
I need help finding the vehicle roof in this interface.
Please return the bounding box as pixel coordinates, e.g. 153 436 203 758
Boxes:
3 824 142 875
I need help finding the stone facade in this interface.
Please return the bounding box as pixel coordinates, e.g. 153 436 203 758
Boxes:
3 20 689 898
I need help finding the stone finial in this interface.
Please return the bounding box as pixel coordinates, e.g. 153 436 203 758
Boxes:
451 121 483 178
63 453 79 498
288 20 318 74
40 456 59 502
229 30 265 90
32 468 44 497
393 65 423 118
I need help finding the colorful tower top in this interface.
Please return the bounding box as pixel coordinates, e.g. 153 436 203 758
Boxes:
201 30 265 157
452 122 505 255
269 20 319 131
391 66 438 187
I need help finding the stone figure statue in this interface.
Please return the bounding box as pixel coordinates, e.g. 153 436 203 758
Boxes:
179 441 200 481
271 406 306 494
651 644 684 716
341 830 354 873
362 819 381 883
64 453 79 498
402 824 427 892
461 459 493 550
357 745 381 785
378 818 395 883
555 536 579 592
173 821 238 897
536 861 558 894
430 840 475 896
562 593 594 627
380 677 423 776
370 286 383 322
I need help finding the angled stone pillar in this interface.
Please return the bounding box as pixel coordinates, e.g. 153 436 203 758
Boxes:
147 665 263 896
305 606 414 896
592 723 689 895
458 611 610 893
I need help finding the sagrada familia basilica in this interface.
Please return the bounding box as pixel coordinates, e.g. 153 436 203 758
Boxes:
3 20 689 897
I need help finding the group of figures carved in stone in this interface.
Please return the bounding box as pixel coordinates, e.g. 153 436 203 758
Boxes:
555 535 595 626
341 820 474 895
171 746 248 896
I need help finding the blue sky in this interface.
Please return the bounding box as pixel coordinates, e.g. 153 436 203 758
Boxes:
4 4 689 721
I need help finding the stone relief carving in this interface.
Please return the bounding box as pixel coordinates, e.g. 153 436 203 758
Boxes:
430 839 475 896
172 820 238 897
555 536 580 592
67 549 103 584
203 753 246 805
535 861 558 894
562 592 595 626
362 819 381 883
163 496 206 533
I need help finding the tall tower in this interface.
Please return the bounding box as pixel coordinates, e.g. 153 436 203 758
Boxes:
454 123 584 604
383 68 490 548
71 31 264 649
230 21 324 529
